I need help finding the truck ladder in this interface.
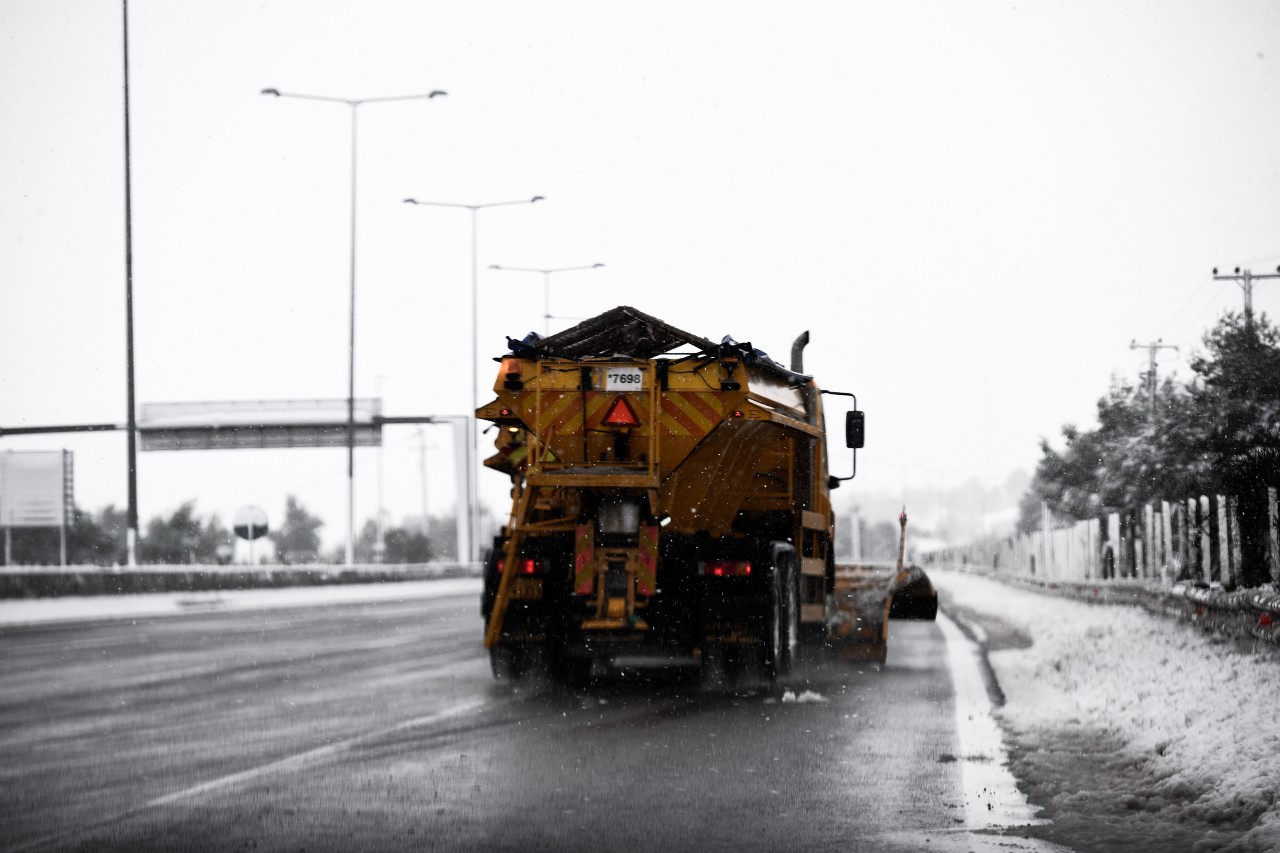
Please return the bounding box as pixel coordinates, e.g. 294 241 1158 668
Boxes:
483 476 537 650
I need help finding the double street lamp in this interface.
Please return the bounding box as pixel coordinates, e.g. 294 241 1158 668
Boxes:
262 87 446 566
402 196 544 565
489 264 605 336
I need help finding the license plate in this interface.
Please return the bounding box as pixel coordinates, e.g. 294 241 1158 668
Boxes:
513 577 543 599
605 367 644 391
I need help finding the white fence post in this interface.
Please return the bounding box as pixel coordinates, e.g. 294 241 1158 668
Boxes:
1161 500 1173 584
1227 495 1242 586
1107 513 1121 579
1075 519 1088 580
1143 504 1153 578
1269 487 1279 585
1089 517 1099 579
1215 495 1230 586
1040 500 1050 577
1184 498 1193 581
1199 496 1211 583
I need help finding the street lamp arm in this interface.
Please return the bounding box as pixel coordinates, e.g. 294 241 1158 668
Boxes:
358 90 448 103
490 263 606 275
403 198 473 210
404 196 545 211
474 197 546 210
260 88 357 105
262 89 447 106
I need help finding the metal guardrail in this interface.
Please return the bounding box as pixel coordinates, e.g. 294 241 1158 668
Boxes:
933 563 1280 649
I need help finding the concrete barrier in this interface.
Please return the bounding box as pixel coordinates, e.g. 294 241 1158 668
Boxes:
0 562 482 599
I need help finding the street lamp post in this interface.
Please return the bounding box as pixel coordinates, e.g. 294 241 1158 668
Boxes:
488 264 605 336
262 87 446 567
122 0 138 566
402 196 544 565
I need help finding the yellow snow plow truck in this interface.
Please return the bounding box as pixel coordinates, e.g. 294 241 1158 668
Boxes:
477 306 934 682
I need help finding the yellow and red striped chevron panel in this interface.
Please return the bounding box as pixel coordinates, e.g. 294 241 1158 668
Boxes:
530 390 725 438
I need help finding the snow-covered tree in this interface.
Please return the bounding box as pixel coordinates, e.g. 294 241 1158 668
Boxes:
354 518 434 564
269 495 324 564
138 502 231 564
1184 311 1280 586
1021 311 1280 587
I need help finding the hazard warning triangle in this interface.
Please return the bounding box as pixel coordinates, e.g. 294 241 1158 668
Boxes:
601 395 641 427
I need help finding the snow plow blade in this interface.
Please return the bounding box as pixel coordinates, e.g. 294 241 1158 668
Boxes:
888 566 939 621
828 564 938 663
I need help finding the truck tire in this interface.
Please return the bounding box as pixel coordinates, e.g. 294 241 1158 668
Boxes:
490 645 526 681
764 545 798 680
699 646 726 691
481 536 505 619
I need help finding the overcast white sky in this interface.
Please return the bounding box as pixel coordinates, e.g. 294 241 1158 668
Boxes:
2 1 1278 550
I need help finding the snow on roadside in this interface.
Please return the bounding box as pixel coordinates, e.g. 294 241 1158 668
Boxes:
931 569 1280 852
0 577 483 627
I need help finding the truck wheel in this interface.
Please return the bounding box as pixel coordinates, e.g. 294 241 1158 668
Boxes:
784 567 799 670
700 646 731 692
481 536 505 619
490 645 526 681
764 564 796 680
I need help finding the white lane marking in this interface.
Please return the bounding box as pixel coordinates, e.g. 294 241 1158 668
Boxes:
147 697 489 807
937 612 1047 830
4 634 148 654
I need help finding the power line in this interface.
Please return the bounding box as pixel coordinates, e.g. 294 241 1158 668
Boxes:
1236 251 1280 267
1154 275 1216 337
1162 283 1228 344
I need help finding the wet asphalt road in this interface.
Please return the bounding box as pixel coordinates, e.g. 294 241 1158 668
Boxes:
0 590 1056 853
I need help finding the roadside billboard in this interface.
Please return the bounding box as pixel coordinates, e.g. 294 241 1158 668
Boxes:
0 450 73 528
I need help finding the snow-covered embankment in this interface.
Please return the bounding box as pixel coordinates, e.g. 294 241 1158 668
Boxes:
932 569 1279 853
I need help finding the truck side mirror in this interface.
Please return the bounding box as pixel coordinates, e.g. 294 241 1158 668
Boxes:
846 410 865 449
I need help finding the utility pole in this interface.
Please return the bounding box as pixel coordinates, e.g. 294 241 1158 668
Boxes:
1212 266 1280 328
1129 339 1178 419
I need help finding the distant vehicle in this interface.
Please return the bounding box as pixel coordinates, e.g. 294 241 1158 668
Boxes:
477 306 933 683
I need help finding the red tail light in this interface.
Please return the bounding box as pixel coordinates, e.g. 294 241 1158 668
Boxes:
701 559 752 577
501 557 546 575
